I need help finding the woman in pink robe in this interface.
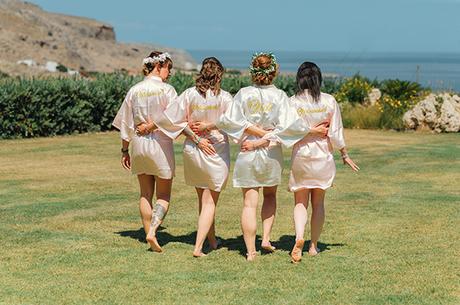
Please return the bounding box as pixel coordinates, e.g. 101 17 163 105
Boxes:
164 57 232 257
289 62 360 263
113 51 182 253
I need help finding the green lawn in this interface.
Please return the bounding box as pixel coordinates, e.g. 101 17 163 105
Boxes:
1 130 459 305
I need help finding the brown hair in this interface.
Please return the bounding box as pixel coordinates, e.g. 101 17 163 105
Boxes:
195 57 224 97
251 54 278 86
142 51 173 76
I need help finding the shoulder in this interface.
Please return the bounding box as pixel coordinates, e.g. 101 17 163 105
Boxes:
219 89 233 99
162 82 177 92
320 92 340 109
128 80 147 93
320 92 336 101
181 86 196 95
290 94 301 102
241 85 259 93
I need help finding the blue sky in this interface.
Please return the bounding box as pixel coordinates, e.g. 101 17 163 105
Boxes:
29 0 460 53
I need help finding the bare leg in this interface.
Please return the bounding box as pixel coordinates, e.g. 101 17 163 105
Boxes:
193 188 220 257
261 186 277 252
241 188 259 261
309 188 326 256
196 188 218 249
146 176 172 252
137 174 155 236
291 189 310 263
294 189 310 241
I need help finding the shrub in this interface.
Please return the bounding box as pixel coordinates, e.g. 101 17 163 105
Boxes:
377 79 430 130
0 72 432 138
335 75 373 105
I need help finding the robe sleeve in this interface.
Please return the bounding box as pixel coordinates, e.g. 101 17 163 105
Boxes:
328 97 346 150
266 92 309 148
112 89 135 142
217 90 252 142
155 86 187 139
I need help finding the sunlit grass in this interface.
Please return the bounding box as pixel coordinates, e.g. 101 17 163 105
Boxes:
1 130 459 304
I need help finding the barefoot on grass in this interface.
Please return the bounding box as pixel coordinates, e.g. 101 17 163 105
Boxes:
308 246 320 256
246 252 257 262
261 242 276 253
291 239 304 263
146 234 163 253
193 251 207 258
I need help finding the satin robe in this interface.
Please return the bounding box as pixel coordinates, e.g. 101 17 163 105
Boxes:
164 87 232 192
112 75 181 178
288 91 346 191
218 85 307 188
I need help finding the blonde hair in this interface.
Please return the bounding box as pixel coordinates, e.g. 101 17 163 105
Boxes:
195 57 224 97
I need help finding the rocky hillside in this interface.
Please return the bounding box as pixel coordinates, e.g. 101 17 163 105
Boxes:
0 0 196 76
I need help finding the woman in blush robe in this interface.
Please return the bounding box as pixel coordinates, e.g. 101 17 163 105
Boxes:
288 62 360 263
218 53 328 261
162 57 232 257
112 51 182 253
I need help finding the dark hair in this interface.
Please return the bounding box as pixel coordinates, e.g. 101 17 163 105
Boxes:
251 54 278 86
142 51 173 76
195 57 224 97
296 61 322 102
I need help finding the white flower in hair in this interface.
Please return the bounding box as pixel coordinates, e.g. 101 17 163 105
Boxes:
143 52 172 65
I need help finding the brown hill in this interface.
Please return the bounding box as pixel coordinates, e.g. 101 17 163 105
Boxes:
0 0 197 76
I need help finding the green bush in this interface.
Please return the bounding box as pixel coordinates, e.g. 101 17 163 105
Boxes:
335 75 373 105
376 79 429 130
0 72 431 139
0 74 140 138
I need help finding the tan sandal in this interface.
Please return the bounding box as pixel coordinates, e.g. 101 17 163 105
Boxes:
291 239 304 263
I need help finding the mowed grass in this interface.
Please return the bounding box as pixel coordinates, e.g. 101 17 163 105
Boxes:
0 130 459 305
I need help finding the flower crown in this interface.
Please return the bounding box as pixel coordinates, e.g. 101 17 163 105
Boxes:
249 52 277 75
143 52 172 65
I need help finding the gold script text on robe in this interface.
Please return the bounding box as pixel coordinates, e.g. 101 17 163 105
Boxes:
296 106 327 116
247 99 274 114
137 89 165 98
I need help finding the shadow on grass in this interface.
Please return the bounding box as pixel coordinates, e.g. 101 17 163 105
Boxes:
115 229 346 256
115 226 196 247
274 235 346 253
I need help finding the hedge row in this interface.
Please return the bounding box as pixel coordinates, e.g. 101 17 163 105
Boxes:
0 72 429 139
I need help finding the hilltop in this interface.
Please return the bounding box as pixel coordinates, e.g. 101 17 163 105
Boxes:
0 0 196 76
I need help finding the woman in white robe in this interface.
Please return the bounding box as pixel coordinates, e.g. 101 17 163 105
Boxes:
163 57 232 257
288 62 359 263
112 51 182 253
218 53 328 261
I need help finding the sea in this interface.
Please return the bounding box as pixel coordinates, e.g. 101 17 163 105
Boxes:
188 50 460 92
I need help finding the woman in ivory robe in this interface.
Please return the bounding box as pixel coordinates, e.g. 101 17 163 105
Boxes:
218 53 328 261
162 57 232 257
112 51 182 253
288 62 359 263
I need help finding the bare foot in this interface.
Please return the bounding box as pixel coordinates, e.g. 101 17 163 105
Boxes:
146 233 163 253
193 251 207 258
291 239 304 263
261 242 276 253
246 251 257 262
308 246 320 256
